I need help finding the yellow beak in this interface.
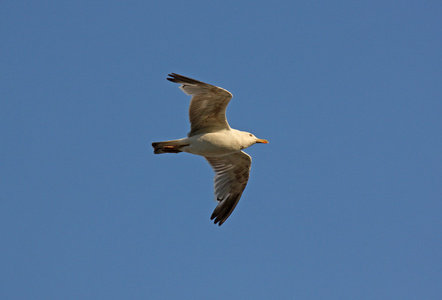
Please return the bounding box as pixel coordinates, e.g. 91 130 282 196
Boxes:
256 138 269 144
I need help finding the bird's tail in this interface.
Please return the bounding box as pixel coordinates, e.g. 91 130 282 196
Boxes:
151 139 189 154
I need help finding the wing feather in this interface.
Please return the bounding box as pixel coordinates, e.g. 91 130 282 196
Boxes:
167 73 233 136
205 151 252 225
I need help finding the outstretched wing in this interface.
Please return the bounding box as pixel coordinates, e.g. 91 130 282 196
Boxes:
204 151 252 226
167 73 233 136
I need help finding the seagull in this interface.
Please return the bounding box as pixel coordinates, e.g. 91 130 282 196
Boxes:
152 73 268 226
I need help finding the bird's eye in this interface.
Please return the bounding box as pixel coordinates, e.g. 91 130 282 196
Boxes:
249 134 253 137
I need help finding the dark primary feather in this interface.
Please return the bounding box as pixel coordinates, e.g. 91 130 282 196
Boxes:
167 73 207 85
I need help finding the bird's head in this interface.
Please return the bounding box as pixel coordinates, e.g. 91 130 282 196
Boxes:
241 131 269 148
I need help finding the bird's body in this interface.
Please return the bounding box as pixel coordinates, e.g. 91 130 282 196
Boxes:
154 129 257 156
152 73 268 225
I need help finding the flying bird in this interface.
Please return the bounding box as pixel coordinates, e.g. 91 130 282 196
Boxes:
152 73 268 225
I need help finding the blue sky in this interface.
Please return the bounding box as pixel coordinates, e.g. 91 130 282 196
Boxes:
1 1 441 299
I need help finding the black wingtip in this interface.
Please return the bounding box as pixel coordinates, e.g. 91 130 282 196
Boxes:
166 73 178 82
211 217 224 226
166 73 204 85
210 207 228 226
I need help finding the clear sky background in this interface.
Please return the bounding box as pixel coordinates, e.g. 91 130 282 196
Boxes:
1 1 441 299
